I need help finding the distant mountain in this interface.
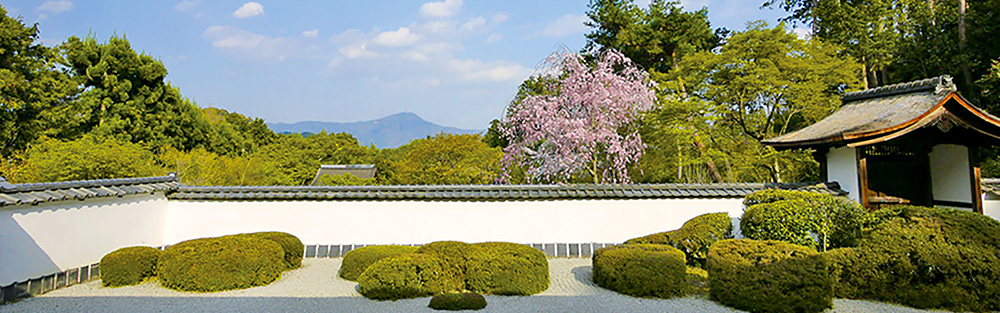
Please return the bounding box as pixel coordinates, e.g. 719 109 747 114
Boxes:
268 112 484 148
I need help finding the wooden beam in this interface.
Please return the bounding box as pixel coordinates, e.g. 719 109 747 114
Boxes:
857 149 870 209
973 166 984 214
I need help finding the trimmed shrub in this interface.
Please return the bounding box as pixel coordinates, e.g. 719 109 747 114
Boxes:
592 244 687 298
465 242 548 295
428 292 488 311
158 236 285 292
625 212 732 267
238 232 304 269
100 246 162 287
357 253 464 300
708 239 832 313
414 241 483 274
340 245 418 281
742 189 869 250
835 205 1000 311
741 199 818 248
822 247 860 299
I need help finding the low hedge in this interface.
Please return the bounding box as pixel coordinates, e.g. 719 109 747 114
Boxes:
741 190 869 250
428 292 488 311
625 212 731 267
158 236 285 292
465 242 548 295
829 205 1000 312
707 239 832 313
238 232 304 269
100 246 162 287
592 244 687 298
340 245 418 281
414 241 483 274
357 253 464 300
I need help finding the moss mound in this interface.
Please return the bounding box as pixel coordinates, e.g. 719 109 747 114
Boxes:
100 246 162 287
465 242 549 295
708 239 831 313
237 232 304 269
357 253 464 300
428 292 488 311
592 244 687 298
626 212 731 267
414 241 482 274
340 245 418 281
828 205 1000 311
158 236 285 292
741 189 869 250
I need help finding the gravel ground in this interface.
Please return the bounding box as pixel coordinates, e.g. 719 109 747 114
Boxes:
0 258 952 313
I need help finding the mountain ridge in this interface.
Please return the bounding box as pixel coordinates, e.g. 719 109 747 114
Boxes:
268 112 484 148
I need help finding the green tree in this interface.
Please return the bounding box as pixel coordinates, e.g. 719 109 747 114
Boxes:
584 0 720 74
651 22 860 183
253 132 374 185
382 133 502 185
7 135 163 183
202 107 277 156
0 6 75 156
45 35 213 152
158 147 269 186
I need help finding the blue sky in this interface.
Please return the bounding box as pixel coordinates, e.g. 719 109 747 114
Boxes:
4 0 796 130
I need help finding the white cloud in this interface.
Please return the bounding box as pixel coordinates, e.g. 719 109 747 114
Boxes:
401 51 430 62
448 59 531 82
302 29 320 38
491 13 509 24
373 27 419 46
419 0 463 18
539 14 589 38
37 1 72 14
175 1 198 11
460 17 486 32
339 44 378 59
484 33 502 43
233 2 264 18
203 26 294 61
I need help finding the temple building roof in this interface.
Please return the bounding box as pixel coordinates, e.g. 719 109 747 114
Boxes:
764 76 1000 149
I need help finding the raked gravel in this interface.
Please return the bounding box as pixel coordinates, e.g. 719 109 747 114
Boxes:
0 258 953 313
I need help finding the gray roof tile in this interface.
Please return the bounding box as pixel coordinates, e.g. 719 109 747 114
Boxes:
0 175 180 207
167 182 847 201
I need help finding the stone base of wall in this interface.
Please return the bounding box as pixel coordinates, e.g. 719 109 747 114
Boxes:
1 262 100 304
303 242 620 259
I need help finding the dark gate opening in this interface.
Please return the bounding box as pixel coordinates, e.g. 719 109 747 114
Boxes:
862 145 932 207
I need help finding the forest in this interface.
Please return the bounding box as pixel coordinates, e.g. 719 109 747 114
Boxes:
2 0 1000 186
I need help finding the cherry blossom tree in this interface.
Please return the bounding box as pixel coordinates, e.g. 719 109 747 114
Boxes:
501 49 655 184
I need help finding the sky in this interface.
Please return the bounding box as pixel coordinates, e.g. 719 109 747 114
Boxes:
3 0 797 130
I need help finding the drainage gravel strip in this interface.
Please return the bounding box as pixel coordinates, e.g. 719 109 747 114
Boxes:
0 259 946 313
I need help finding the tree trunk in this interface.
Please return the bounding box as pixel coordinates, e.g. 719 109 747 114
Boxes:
861 56 870 89
959 0 973 89
692 134 723 183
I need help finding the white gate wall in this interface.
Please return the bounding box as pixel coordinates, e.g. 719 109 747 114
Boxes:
0 194 168 286
164 198 746 246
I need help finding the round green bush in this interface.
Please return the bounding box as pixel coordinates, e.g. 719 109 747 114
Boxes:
340 245 418 281
626 212 731 267
414 241 483 274
707 239 832 313
592 244 687 298
835 205 1000 311
100 246 162 287
428 292 488 311
465 242 549 295
158 236 285 292
238 232 304 269
357 253 464 300
741 190 870 250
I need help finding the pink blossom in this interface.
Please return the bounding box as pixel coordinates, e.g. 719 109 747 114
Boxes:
501 49 655 184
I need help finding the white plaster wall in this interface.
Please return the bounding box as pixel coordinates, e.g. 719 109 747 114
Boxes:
929 144 972 205
827 146 860 203
164 198 746 245
984 195 1000 222
0 194 168 286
